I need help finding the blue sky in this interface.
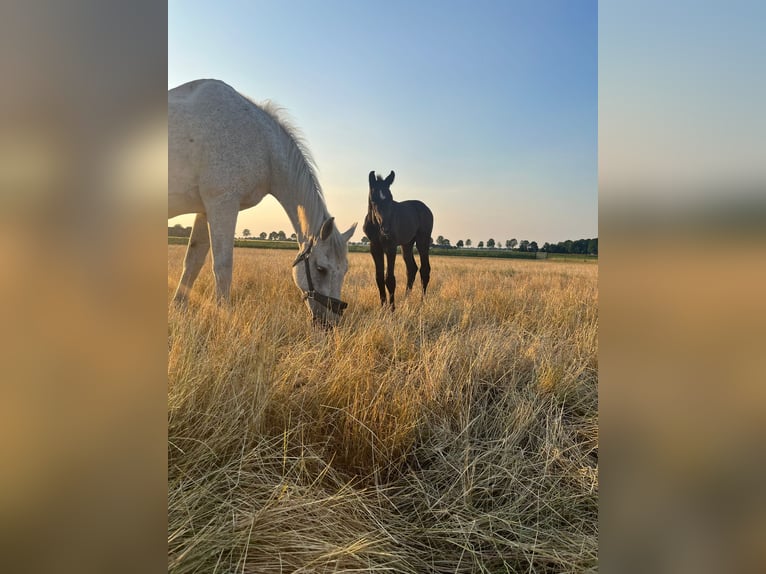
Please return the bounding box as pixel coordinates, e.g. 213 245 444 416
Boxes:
169 0 597 245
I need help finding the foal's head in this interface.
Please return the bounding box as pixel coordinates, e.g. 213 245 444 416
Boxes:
368 170 395 236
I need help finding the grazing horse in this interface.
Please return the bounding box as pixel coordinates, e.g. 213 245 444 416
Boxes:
363 171 433 309
169 79 357 326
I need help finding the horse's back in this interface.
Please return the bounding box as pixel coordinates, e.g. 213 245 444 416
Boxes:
169 78 228 101
399 200 434 232
168 79 274 217
401 199 433 218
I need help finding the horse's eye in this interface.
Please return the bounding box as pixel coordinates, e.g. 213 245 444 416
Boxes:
316 265 327 274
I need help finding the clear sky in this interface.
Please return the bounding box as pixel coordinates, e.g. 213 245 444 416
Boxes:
169 0 597 246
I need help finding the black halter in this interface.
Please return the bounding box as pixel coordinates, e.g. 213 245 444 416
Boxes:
292 241 348 317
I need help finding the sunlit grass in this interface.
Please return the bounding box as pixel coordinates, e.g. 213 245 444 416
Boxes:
168 246 598 573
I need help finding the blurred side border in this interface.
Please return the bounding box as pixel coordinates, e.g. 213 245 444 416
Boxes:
0 1 167 573
600 1 766 573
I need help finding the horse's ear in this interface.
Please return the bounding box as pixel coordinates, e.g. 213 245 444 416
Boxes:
341 222 358 243
369 171 376 187
319 217 335 241
385 171 395 186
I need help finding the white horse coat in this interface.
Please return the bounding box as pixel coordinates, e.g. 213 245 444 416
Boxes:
169 79 356 324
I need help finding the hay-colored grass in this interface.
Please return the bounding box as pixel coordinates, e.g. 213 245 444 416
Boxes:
168 246 598 573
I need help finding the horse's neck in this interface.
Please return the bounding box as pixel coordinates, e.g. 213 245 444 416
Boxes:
271 172 330 243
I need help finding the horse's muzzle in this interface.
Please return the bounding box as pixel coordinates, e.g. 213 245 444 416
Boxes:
303 290 348 317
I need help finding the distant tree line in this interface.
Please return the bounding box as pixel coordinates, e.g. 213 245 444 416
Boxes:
241 230 298 241
541 238 597 255
427 236 597 255
263 231 297 241
356 233 597 255
169 224 597 256
169 225 300 242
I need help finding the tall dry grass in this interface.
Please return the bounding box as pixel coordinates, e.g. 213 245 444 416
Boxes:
168 245 598 573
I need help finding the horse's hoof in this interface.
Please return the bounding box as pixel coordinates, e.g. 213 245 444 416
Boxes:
171 296 189 309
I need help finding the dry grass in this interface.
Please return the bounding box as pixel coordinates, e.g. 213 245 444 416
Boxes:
168 245 598 573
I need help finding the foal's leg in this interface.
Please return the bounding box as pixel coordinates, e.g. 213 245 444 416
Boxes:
401 240 418 295
416 237 431 296
370 242 387 306
173 212 210 305
385 247 398 310
206 200 239 302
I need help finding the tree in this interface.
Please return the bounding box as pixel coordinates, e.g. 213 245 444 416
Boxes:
540 238 597 255
290 232 297 241
268 231 278 241
509 238 518 250
361 236 369 245
242 229 251 238
465 239 472 247
572 239 589 254
519 240 530 252
456 239 464 248
530 241 538 252
478 241 484 248
259 232 267 240
277 230 287 241
487 238 495 249
169 224 192 238
436 235 446 246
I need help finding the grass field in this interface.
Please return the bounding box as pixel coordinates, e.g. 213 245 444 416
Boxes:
168 245 598 573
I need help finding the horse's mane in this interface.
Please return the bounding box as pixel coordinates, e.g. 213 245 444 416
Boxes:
244 96 345 251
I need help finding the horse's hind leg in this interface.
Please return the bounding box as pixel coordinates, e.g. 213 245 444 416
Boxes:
173 213 210 305
416 237 431 297
402 240 418 295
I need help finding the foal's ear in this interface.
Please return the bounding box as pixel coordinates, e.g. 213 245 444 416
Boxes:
369 171 376 187
385 171 395 186
319 217 335 241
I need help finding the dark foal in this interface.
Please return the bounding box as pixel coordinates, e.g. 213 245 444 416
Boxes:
363 170 434 309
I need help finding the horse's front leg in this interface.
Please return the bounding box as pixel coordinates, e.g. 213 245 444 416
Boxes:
385 247 397 310
206 201 239 302
370 243 387 306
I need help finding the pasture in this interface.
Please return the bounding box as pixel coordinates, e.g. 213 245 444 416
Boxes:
168 245 598 573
